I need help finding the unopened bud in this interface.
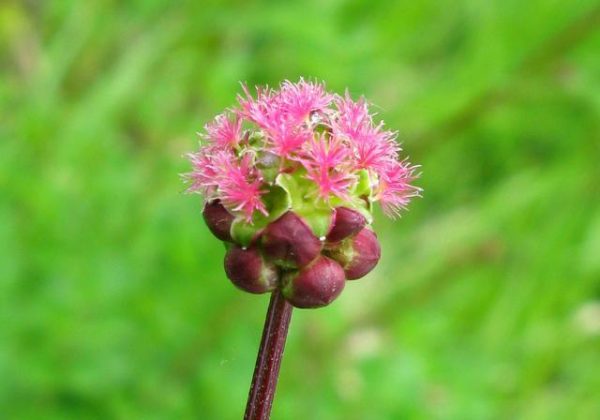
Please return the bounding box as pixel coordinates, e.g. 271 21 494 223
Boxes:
224 245 278 294
326 207 367 243
326 228 381 280
203 200 234 242
262 211 322 268
282 255 345 308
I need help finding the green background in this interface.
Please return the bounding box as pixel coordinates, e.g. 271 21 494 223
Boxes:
2 0 599 418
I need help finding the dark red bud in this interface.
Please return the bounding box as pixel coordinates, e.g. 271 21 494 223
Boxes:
203 200 234 242
326 207 367 243
327 228 381 280
282 255 345 308
262 211 322 268
224 245 278 294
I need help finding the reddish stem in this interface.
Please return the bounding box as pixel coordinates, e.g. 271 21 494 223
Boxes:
244 290 293 420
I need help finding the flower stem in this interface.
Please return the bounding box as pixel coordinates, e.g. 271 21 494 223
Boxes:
244 290 293 420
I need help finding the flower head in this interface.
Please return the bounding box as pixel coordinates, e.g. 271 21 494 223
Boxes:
185 79 420 223
184 79 422 306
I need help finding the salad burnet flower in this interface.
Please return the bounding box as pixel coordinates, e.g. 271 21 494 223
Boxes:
184 79 420 308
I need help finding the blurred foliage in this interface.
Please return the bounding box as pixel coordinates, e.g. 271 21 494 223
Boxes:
1 0 600 418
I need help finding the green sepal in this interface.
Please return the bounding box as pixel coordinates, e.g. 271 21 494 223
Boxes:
275 170 307 208
353 169 372 197
295 206 334 239
247 131 265 147
255 148 282 184
275 171 334 238
230 218 262 247
260 166 280 184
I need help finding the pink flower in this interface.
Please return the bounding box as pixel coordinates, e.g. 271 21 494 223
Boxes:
204 113 242 149
349 123 399 172
332 93 399 173
237 85 306 160
305 169 356 201
186 79 421 222
185 150 220 196
375 160 421 218
301 134 355 200
332 92 372 139
278 78 333 124
265 121 311 160
211 151 268 221
237 84 279 130
301 134 350 169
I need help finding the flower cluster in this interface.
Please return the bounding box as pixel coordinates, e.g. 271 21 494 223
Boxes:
184 79 421 308
186 79 420 221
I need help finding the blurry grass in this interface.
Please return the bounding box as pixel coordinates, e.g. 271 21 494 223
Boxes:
1 0 599 418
